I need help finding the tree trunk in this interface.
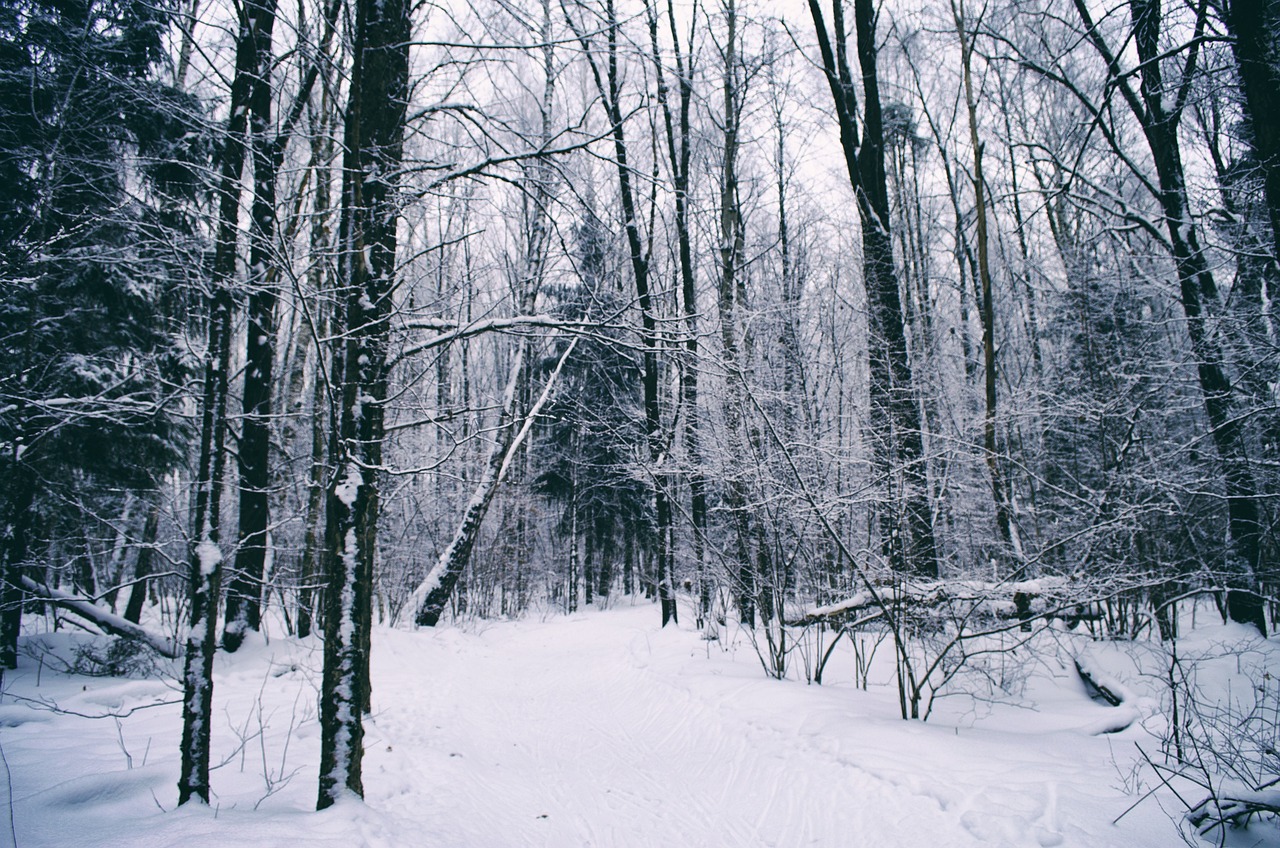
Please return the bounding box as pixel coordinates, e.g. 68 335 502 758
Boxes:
809 0 938 578
177 0 255 799
571 0 675 626
123 500 161 625
648 0 706 628
715 0 760 629
1224 0 1280 265
953 1 1015 558
224 0 281 653
317 0 409 806
596 517 614 599
0 467 35 674
1113 0 1269 632
411 339 577 626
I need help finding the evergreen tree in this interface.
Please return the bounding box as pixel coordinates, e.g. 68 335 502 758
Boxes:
534 214 648 606
0 0 204 670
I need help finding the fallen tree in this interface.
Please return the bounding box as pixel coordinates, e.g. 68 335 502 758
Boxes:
786 577 1084 630
20 576 180 658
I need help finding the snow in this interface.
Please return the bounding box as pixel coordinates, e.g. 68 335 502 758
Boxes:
196 540 222 577
1 605 1271 847
334 466 361 508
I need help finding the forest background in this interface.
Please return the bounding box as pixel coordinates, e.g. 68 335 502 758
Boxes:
0 0 1277 823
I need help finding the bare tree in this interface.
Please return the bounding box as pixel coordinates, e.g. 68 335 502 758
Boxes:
317 0 410 805
808 0 939 578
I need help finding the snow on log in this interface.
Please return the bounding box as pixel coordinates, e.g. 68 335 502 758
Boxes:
1070 650 1143 734
1072 651 1132 708
1189 788 1280 833
20 576 180 658
785 578 1078 628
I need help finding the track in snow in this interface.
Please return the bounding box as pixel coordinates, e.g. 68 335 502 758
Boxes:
357 606 1105 847
2 603 1184 847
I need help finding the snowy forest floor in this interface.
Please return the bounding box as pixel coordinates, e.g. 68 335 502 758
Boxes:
2 601 1276 847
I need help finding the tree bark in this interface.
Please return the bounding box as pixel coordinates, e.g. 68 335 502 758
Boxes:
177 0 255 799
224 0 280 653
809 0 938 578
1068 0 1269 631
1224 0 1280 265
0 466 35 674
317 0 409 806
122 500 161 625
953 0 1015 558
648 0 706 627
569 0 676 626
411 338 578 626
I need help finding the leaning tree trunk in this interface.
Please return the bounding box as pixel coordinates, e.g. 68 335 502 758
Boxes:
316 0 409 807
412 353 525 627
410 337 578 626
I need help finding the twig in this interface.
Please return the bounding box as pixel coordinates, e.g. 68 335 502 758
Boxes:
2 692 180 720
0 737 16 847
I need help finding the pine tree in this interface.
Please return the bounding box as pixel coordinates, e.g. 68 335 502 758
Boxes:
0 0 204 671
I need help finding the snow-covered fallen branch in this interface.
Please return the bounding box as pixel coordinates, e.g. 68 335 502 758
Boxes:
1188 787 1280 834
785 578 1080 628
1072 651 1134 708
1070 650 1143 734
19 576 180 658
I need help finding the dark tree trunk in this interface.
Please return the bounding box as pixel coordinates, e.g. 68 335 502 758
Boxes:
296 98 335 641
123 501 161 626
178 292 234 807
954 5 1015 558
572 0 675 626
623 520 635 596
648 0 706 626
177 1 255 799
809 0 938 578
584 511 595 606
0 467 35 674
316 0 408 807
1122 0 1268 632
296 327 328 639
1225 0 1280 264
596 517 613 599
716 0 760 629
224 0 280 653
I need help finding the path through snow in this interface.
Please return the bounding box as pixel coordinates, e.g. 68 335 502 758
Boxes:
3 604 1185 846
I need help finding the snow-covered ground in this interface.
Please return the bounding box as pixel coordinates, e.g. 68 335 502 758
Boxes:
1 601 1273 847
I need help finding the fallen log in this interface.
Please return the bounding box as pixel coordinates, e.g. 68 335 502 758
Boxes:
1072 653 1128 707
785 578 1089 629
20 576 180 658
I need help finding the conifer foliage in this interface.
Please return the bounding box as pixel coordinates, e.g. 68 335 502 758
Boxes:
0 0 203 671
